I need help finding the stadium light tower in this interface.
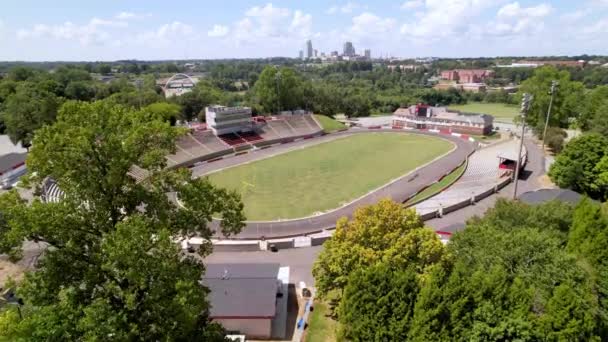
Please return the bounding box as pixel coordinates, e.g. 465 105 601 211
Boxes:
513 93 533 200
275 68 282 114
541 80 559 151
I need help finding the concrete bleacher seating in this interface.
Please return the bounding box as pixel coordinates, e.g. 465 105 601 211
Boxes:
191 130 229 152
414 139 520 215
238 131 264 142
42 179 64 203
218 133 246 146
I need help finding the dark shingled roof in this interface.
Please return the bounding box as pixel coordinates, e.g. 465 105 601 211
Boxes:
518 188 584 205
203 263 280 318
0 153 27 174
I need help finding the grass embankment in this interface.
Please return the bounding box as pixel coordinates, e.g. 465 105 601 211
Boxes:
304 302 337 342
405 162 466 206
314 114 347 133
448 102 519 123
208 133 452 220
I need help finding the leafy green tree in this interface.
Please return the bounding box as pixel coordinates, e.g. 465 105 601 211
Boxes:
172 81 225 121
409 200 602 341
580 85 608 130
254 66 303 113
312 199 444 305
0 100 245 340
589 99 608 137
338 264 419 342
0 84 62 147
64 80 96 101
549 133 608 200
517 66 585 130
144 102 182 124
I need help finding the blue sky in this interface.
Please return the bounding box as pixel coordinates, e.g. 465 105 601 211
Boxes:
0 0 606 61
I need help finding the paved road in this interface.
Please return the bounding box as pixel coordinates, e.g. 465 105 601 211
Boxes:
198 129 474 239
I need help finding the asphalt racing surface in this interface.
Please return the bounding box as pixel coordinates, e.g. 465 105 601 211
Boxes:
190 129 475 239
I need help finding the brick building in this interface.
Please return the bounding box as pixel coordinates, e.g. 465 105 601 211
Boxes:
393 105 494 135
440 69 494 83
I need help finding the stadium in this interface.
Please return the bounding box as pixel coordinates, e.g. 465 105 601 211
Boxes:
42 105 526 242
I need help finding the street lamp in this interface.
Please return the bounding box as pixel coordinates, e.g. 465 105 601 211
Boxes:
513 93 533 200
541 80 559 151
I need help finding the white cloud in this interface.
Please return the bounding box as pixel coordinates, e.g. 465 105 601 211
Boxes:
135 21 194 45
582 19 608 35
400 0 503 40
486 2 552 37
400 0 423 10
229 3 315 43
350 13 396 36
561 9 590 23
208 24 229 37
114 12 152 20
327 2 365 14
15 17 127 46
497 2 551 18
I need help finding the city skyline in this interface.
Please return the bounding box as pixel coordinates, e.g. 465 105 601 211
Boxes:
0 0 607 61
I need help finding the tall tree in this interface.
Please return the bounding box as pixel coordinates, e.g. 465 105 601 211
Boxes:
549 133 608 200
409 200 601 341
517 66 585 130
254 66 303 113
312 199 444 305
0 84 62 147
338 264 420 341
0 100 245 340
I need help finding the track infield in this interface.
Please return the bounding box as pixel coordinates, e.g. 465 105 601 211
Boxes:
207 132 453 221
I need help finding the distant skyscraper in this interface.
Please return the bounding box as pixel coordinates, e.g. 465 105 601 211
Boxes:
364 49 371 59
299 50 304 59
314 49 318 58
306 40 313 59
343 41 355 57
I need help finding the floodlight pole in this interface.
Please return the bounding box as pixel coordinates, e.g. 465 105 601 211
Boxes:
513 93 532 200
541 80 559 151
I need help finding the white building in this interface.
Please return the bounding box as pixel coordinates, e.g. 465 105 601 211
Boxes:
205 105 253 135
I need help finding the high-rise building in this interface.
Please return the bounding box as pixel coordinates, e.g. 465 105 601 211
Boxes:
299 50 304 59
343 41 355 57
364 49 371 59
314 49 318 58
306 40 313 59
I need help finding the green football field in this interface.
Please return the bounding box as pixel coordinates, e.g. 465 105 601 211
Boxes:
448 102 519 122
207 133 453 221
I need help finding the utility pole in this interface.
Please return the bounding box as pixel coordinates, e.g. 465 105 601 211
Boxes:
541 80 559 151
513 93 532 200
275 68 281 115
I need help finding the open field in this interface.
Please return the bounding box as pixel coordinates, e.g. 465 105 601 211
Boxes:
314 114 346 133
405 162 466 206
207 133 452 221
449 102 519 122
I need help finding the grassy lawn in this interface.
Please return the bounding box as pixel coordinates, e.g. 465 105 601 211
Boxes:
305 302 337 342
314 114 346 133
448 102 519 123
208 133 452 221
405 162 466 205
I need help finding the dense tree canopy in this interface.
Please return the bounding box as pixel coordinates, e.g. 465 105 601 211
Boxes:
0 100 245 340
321 199 607 341
312 199 444 304
254 66 304 113
0 83 62 147
549 133 608 200
517 66 585 130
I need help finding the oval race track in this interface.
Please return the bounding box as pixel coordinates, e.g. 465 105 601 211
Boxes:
192 129 475 240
